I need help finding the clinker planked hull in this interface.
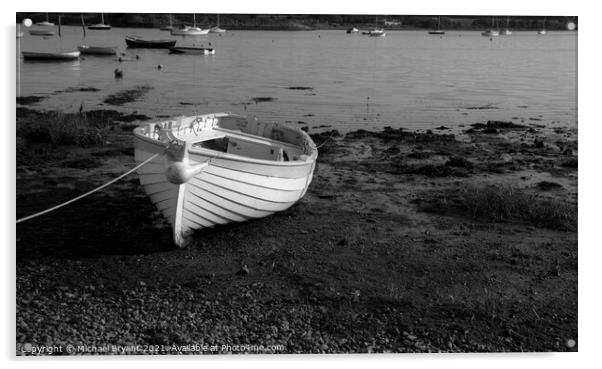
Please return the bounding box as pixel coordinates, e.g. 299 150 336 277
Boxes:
134 113 317 247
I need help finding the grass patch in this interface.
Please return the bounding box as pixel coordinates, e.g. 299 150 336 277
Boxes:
17 112 105 147
421 184 577 231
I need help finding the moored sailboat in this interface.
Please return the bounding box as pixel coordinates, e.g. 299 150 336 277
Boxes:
171 14 210 35
537 16 547 34
160 14 175 31
210 14 226 33
88 13 111 30
501 16 512 35
428 16 445 35
481 16 500 37
35 13 54 27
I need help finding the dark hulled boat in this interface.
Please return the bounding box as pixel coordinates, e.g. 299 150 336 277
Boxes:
125 36 177 48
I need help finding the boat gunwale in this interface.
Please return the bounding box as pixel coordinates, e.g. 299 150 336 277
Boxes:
133 115 318 168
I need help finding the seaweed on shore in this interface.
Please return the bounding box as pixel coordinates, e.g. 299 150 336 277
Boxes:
16 96 46 106
286 86 314 90
103 86 153 106
250 97 276 104
55 86 101 94
346 127 456 143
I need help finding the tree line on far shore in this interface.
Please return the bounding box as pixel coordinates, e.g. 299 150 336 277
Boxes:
15 13 578 31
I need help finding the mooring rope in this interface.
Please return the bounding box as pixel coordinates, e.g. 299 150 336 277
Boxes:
315 131 338 149
16 150 165 224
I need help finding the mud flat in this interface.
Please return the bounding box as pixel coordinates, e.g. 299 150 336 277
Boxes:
16 109 577 354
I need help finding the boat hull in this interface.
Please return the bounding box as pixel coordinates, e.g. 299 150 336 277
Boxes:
133 113 317 247
77 45 117 55
169 47 215 55
88 24 111 30
22 51 80 60
29 30 55 36
125 37 177 48
481 30 500 37
171 28 210 36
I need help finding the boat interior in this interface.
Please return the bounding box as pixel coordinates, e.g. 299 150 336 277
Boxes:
140 114 315 162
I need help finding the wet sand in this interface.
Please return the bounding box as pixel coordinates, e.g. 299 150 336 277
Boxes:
16 106 577 354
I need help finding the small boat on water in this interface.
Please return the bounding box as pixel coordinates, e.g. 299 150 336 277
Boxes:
482 16 500 37
133 113 318 247
88 13 111 30
22 51 80 61
160 14 175 31
481 29 500 37
346 27 359 34
171 14 210 35
501 16 512 35
77 45 118 55
368 29 386 37
171 26 210 36
365 16 386 37
537 16 547 35
169 46 215 55
209 14 226 33
125 36 177 48
29 29 55 36
428 16 445 35
36 13 54 26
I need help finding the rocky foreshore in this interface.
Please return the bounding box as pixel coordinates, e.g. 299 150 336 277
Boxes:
16 106 578 354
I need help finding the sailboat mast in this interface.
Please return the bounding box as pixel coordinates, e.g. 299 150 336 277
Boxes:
193 14 196 28
101 13 104 24
217 14 220 28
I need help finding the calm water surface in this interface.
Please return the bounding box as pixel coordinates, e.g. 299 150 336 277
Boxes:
17 27 577 132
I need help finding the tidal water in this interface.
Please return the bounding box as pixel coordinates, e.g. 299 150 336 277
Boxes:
17 26 577 132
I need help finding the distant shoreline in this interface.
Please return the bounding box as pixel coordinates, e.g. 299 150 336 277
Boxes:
16 13 578 32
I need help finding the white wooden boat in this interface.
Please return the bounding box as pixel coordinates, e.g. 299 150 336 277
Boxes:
22 51 80 60
537 29 547 35
29 29 55 36
133 113 318 247
77 45 118 55
346 27 359 34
